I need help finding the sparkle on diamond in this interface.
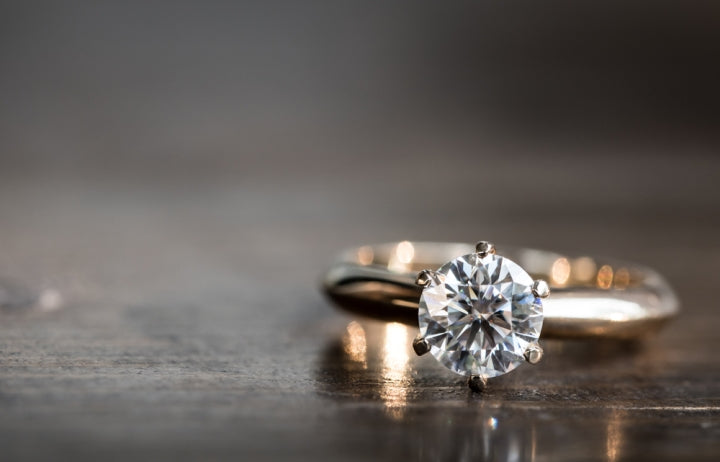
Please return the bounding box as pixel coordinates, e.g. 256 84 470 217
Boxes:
418 253 543 378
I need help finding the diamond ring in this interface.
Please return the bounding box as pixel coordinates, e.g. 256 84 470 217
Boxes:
322 241 679 392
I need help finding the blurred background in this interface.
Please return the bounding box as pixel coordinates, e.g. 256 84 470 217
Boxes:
0 1 718 461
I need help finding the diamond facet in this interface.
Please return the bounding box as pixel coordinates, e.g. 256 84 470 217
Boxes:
418 253 544 378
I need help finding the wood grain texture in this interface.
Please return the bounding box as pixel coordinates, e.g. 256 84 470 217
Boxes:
0 157 718 461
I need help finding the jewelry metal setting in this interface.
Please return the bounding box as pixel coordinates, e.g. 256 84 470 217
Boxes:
414 241 549 392
322 239 679 393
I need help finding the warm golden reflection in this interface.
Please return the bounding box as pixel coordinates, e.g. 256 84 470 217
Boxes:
614 267 630 290
396 241 415 263
573 256 597 283
486 416 498 430
597 264 614 289
380 322 410 420
530 423 537 462
481 416 497 460
342 321 367 367
388 241 415 273
606 409 624 462
356 246 374 266
551 257 571 285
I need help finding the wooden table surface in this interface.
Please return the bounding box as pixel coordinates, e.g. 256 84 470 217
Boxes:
1 2 719 461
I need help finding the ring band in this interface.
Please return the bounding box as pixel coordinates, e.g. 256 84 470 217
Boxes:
323 241 679 390
323 241 679 339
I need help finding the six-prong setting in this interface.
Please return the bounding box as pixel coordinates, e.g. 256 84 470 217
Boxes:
532 279 551 298
468 375 488 393
415 269 440 288
524 344 544 365
475 241 496 257
416 240 547 391
412 334 430 356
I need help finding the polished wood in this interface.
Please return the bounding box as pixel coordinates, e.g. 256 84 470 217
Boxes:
0 159 718 461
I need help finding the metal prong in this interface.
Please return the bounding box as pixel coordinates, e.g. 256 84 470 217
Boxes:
475 241 496 257
415 269 439 287
468 375 488 393
412 334 430 356
524 344 544 364
532 279 550 298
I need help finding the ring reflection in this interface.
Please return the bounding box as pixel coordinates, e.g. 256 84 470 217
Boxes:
319 320 633 461
380 322 410 420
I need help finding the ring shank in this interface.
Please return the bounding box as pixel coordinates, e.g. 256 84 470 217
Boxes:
323 242 679 339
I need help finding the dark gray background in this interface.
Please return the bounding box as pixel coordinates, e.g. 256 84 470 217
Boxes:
0 2 719 461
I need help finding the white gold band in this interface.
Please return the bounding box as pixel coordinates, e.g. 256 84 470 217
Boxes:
323 242 679 339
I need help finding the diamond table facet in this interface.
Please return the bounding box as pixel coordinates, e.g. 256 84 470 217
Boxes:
418 253 544 377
